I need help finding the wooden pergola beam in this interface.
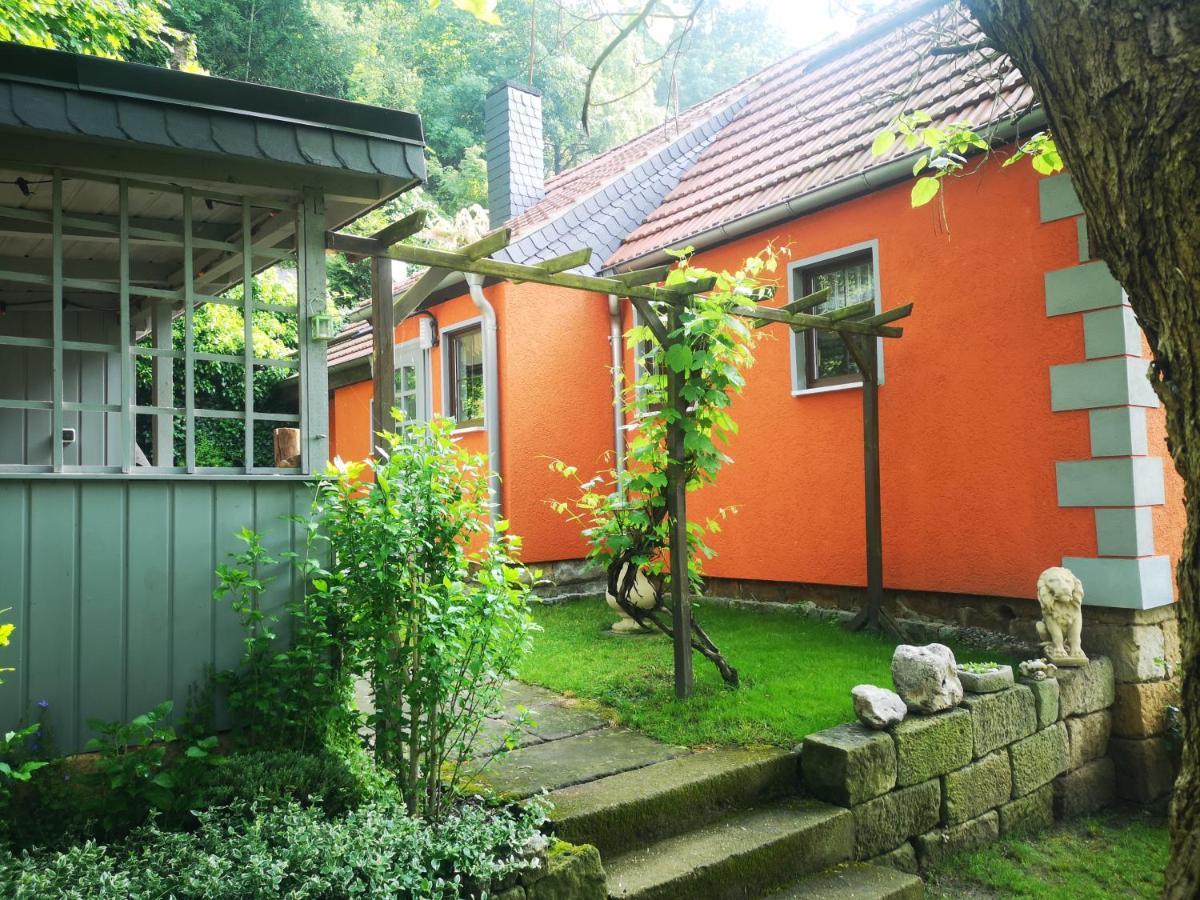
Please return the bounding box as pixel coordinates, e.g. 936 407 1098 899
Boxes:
371 209 427 247
536 247 593 274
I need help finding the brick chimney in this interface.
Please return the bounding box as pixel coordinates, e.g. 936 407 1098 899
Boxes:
484 81 545 226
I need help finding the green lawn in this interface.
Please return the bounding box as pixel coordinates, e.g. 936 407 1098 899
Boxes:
926 810 1169 899
518 599 1009 747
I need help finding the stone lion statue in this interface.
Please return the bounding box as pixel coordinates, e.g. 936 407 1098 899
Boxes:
1035 566 1087 666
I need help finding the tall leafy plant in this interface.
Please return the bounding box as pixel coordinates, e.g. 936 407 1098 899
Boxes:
552 248 780 686
312 419 537 821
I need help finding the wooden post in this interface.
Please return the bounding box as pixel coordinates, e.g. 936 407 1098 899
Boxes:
371 255 395 444
664 303 694 699
273 427 301 467
151 301 173 465
843 334 901 638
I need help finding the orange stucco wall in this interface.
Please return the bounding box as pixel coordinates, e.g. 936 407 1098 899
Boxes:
328 153 1185 602
328 279 613 563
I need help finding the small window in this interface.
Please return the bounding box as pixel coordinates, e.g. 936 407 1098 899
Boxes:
793 249 878 391
447 326 484 427
631 305 662 408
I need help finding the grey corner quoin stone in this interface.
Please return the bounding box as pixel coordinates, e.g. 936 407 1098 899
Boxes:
998 783 1054 838
942 750 1012 826
891 708 972 787
853 779 942 860
915 810 999 870
961 686 1037 758
802 722 897 806
1019 676 1061 729
1010 721 1070 797
1054 756 1116 819
1066 710 1112 770
1057 657 1116 717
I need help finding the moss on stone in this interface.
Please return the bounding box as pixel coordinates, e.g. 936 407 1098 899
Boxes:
961 686 1036 758
1010 721 1069 797
852 779 941 860
891 709 972 787
998 783 1054 838
1057 657 1115 718
868 841 919 874
524 841 606 900
942 750 1012 825
1065 710 1111 770
915 810 999 869
802 723 896 806
1054 757 1116 819
1019 676 1061 729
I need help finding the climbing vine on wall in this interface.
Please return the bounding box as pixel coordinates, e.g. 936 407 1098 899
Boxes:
551 246 781 686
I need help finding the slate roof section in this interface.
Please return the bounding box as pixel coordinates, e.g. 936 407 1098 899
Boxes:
0 43 426 183
606 1 1031 267
327 83 754 370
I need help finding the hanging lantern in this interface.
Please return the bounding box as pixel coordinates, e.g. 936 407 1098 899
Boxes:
309 313 338 342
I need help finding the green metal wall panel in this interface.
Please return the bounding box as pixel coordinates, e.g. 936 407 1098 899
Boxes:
0 478 314 753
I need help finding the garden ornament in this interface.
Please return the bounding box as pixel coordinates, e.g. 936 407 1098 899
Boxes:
1018 658 1059 681
605 562 658 634
1035 566 1088 667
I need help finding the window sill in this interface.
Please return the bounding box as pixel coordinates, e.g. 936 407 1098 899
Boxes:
792 380 864 397
452 425 487 435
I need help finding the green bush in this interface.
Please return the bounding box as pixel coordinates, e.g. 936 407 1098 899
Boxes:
0 797 548 899
196 748 384 818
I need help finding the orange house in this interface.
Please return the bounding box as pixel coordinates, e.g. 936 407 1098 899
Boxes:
327 4 1184 630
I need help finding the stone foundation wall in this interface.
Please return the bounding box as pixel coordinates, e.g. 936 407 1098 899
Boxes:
704 576 1183 799
495 841 606 900
800 658 1124 873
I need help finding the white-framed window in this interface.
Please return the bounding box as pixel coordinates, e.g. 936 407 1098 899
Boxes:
441 319 485 429
789 240 884 395
367 338 429 445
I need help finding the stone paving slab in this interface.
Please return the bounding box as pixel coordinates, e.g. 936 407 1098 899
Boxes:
468 727 689 799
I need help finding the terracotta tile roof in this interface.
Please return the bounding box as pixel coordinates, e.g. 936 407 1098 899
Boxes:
605 1 1032 268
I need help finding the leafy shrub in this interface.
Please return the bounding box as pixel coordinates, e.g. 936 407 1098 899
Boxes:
312 419 538 820
196 748 384 818
0 797 549 899
213 528 358 754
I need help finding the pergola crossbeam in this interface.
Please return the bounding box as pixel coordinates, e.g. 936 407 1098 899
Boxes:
371 209 427 248
536 247 593 274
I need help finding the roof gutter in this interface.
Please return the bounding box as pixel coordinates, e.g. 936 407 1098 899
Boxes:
607 107 1048 273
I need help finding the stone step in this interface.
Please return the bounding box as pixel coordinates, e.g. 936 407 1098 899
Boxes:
550 747 799 859
766 864 925 899
603 798 853 900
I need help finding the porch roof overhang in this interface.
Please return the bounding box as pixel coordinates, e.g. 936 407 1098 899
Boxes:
0 43 426 229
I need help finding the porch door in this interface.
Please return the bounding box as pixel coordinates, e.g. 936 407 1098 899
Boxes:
395 340 429 424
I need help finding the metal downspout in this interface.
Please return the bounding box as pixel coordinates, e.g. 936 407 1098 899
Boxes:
608 294 625 478
465 273 502 523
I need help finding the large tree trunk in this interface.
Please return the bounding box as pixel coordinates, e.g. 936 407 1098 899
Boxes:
963 1 1200 894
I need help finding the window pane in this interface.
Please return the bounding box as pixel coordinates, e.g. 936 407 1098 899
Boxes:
806 255 874 384
452 328 484 425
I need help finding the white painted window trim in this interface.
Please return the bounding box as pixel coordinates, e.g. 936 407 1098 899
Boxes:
439 316 486 432
787 239 885 396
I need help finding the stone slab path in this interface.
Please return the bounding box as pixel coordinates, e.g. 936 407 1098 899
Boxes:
465 681 690 799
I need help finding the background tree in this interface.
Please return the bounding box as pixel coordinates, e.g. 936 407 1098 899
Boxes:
0 0 174 58
941 2 1200 894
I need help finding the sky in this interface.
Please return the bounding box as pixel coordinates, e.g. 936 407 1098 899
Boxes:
758 0 865 50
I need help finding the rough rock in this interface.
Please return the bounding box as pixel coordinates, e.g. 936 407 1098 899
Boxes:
1053 757 1116 819
1065 710 1111 770
891 708 972 787
960 685 1037 758
802 722 897 806
853 685 907 730
1112 679 1180 739
852 779 942 860
998 783 1054 838
1084 622 1167 683
1019 676 1061 729
1109 736 1178 802
942 751 1012 825
1010 721 1069 797
868 841 919 875
1057 656 1115 717
915 811 999 869
524 842 606 900
892 644 964 714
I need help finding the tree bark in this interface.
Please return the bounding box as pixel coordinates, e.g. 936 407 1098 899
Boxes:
963 1 1200 894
